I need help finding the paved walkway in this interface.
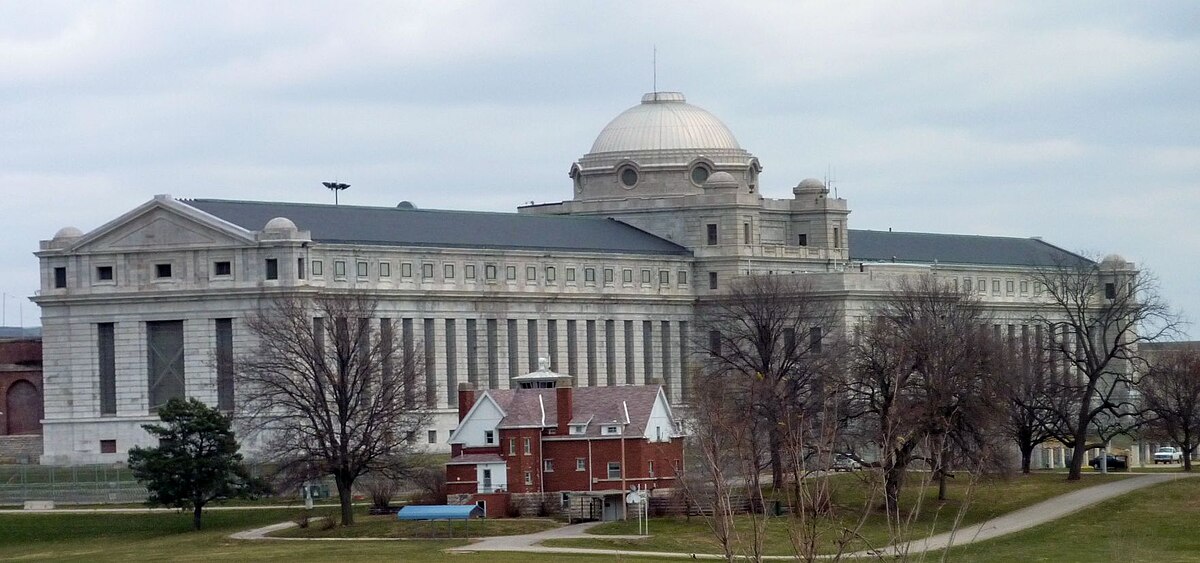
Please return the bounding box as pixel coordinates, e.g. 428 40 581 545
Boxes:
0 503 359 514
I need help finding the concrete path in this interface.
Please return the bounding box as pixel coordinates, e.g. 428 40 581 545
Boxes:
445 473 1195 560
848 473 1193 559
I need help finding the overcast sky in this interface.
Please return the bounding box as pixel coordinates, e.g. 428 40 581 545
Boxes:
2 1 1197 334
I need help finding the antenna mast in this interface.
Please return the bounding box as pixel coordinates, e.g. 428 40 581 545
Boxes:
322 182 350 205
653 45 657 96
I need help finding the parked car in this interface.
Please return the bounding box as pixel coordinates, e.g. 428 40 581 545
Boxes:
1153 446 1183 464
1088 454 1128 470
830 455 862 472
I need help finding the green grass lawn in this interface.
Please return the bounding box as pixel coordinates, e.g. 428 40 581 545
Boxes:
0 507 659 562
273 514 560 538
543 472 1131 557
938 476 1200 562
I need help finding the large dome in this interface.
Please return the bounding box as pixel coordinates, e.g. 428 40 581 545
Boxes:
589 92 742 154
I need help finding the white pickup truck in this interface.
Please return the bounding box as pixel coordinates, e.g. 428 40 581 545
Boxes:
1153 446 1183 464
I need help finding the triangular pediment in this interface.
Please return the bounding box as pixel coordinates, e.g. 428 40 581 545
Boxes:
70 197 256 253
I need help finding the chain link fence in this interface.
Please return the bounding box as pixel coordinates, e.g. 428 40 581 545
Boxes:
0 465 148 505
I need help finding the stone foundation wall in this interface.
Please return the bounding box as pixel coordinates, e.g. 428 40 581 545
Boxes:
0 435 43 464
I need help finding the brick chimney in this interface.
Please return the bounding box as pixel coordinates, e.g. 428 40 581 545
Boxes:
457 382 476 421
556 378 574 435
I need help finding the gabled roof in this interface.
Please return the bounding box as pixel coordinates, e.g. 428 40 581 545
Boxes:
181 198 690 256
483 385 665 438
849 229 1090 267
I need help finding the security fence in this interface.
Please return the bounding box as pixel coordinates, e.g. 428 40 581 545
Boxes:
0 464 148 505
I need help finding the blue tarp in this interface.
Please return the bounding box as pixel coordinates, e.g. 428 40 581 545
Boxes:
397 505 483 520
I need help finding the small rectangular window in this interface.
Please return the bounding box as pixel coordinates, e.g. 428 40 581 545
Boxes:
1035 282 1043 295
833 227 840 249
623 269 633 283
977 279 986 294
648 460 655 478
527 266 537 281
709 271 718 290
214 261 231 277
743 222 751 244
543 459 554 472
54 266 67 288
422 263 434 279
444 264 455 279
810 326 823 354
603 268 614 284
155 264 172 279
607 462 621 480
576 458 586 471
509 438 516 455
334 260 347 277
401 262 412 278
546 266 556 282
706 223 718 245
465 264 477 279
100 440 117 454
965 278 973 292
427 430 437 444
524 471 532 485
297 258 305 279
265 259 279 280
798 233 808 247
566 267 576 282
992 279 1001 294
1006 280 1015 294
1105 283 1116 299
485 264 497 280
1020 280 1029 294
484 430 495 445
379 262 391 277
584 268 595 283
96 266 114 281
678 271 688 285
523 437 531 455
709 330 721 356
311 260 323 276
506 265 517 280
659 270 669 285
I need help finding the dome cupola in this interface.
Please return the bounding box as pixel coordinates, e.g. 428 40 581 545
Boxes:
571 92 759 201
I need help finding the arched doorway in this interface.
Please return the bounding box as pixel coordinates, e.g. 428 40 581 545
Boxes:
5 380 40 435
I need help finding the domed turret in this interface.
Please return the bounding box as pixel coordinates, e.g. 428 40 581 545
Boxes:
571 92 759 201
263 217 297 232
53 226 83 240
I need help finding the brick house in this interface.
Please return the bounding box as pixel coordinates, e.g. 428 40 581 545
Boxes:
446 359 683 519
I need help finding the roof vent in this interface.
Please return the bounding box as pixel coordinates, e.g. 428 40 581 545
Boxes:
396 201 417 210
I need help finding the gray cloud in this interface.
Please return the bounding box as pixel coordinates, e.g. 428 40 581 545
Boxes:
2 1 1198 332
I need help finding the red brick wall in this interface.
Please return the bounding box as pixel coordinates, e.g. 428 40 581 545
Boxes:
0 340 40 366
0 340 43 436
446 464 476 496
541 437 683 493
501 428 544 494
470 492 509 519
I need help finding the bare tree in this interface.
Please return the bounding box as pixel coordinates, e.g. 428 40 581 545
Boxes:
682 370 751 563
843 274 1001 515
1140 348 1200 471
1031 256 1179 480
998 336 1058 474
694 274 841 489
235 291 428 525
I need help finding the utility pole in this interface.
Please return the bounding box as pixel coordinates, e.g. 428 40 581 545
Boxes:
322 182 350 205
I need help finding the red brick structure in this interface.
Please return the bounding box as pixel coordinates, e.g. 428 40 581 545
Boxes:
446 361 683 520
0 338 43 436
0 338 43 464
